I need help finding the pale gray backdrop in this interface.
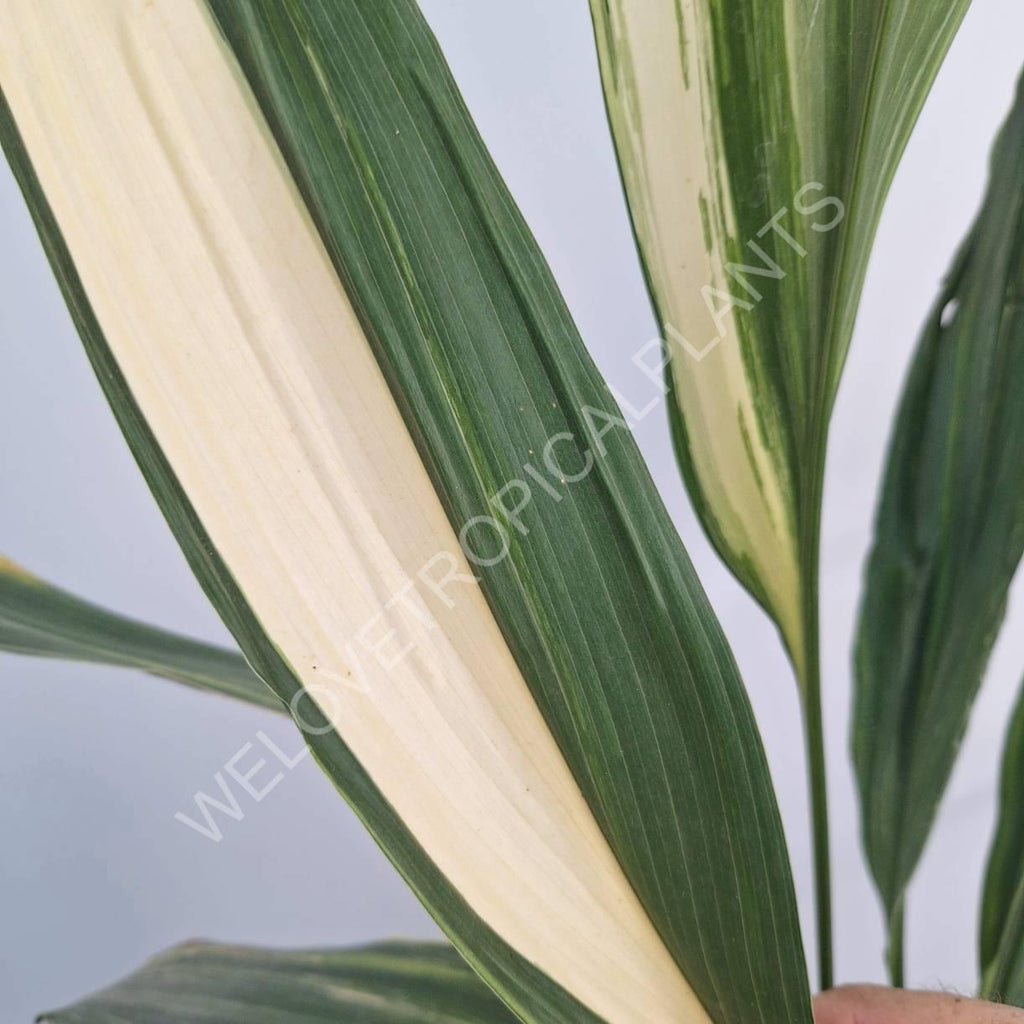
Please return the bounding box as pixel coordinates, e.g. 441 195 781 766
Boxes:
2 2 1023 1019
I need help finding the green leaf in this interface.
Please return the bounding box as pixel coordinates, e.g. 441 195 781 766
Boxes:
0 2 811 1021
854 71 1024 982
0 556 280 712
981 681 1024 1007
38 941 518 1023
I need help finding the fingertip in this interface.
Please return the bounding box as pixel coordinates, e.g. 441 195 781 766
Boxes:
813 985 1024 1024
814 984 889 1023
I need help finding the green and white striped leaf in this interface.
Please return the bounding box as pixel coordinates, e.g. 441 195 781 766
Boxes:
590 0 969 678
0 2 811 1023
590 0 969 985
38 941 517 1023
981 681 1024 1007
854 72 1024 982
0 556 279 711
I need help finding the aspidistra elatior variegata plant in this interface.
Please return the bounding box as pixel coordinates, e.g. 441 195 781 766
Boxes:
0 2 812 1022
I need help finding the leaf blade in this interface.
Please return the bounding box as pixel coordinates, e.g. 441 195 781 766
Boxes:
38 941 519 1024
587 0 969 987
207 2 812 1021
854 71 1024 966
0 12 617 1018
588 0 971 670
0 557 280 712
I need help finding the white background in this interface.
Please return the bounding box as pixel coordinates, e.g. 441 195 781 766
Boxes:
2 2 1023 1018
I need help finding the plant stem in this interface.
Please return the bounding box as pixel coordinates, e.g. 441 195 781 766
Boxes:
799 432 832 993
800 594 833 992
887 901 905 988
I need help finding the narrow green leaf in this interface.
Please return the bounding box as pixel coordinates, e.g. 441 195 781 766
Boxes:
38 941 518 1023
981 681 1024 1006
0 556 280 712
0 2 812 1021
854 72 1024 979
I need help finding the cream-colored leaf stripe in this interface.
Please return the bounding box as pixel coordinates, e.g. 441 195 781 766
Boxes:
0 2 705 1021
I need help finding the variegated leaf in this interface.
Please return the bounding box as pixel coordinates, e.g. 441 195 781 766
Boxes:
590 0 971 984
0 2 812 1022
589 0 969 678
